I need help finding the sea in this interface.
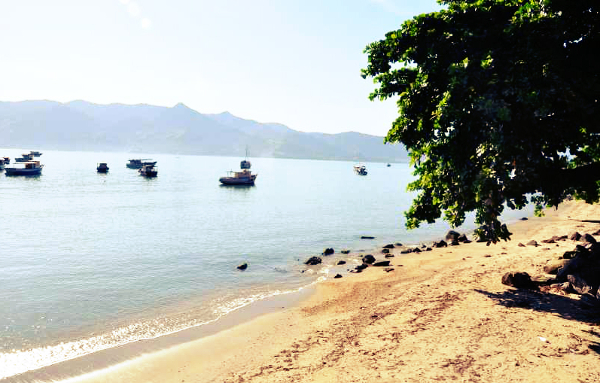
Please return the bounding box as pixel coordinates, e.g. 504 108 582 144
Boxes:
0 149 533 381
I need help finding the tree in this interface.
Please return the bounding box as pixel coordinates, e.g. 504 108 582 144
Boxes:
362 0 600 243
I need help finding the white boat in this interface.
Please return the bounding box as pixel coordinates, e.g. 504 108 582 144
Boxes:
354 164 368 175
5 161 43 176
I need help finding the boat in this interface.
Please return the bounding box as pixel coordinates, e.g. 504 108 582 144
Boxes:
126 159 157 169
0 159 5 170
219 169 257 185
97 163 109 173
30 151 42 157
15 153 34 162
2 157 10 164
5 161 43 176
354 164 368 175
139 164 158 177
387 163 391 167
240 147 251 169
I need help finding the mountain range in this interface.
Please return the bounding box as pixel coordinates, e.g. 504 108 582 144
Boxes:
0 100 408 162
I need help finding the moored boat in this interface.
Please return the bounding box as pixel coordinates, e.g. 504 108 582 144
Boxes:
97 163 109 173
30 150 42 157
139 164 158 177
15 153 34 162
2 156 10 164
5 161 43 176
219 169 257 185
354 164 368 175
127 159 157 169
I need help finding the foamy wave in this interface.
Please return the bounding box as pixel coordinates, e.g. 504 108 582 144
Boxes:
0 282 319 380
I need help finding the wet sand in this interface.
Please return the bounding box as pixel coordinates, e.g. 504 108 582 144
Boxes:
54 201 600 382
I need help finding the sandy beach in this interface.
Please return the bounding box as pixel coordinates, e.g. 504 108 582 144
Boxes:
64 201 600 383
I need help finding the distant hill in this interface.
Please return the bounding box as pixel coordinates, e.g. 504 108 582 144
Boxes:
0 100 408 162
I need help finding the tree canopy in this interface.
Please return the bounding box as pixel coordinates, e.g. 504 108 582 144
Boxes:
362 0 600 243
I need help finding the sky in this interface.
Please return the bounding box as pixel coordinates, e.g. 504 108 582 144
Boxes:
0 0 441 136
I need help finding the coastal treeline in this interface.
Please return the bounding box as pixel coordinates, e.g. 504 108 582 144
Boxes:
363 0 599 243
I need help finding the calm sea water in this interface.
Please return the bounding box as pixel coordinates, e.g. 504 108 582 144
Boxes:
0 149 532 379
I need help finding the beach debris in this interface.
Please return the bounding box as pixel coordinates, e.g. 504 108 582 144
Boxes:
385 254 394 258
569 232 582 241
543 259 570 274
305 256 322 265
322 248 334 255
373 260 391 267
383 244 395 249
361 236 375 239
334 274 343 279
341 249 350 254
501 271 533 289
400 248 413 254
381 248 390 254
526 240 539 247
362 254 376 264
384 267 394 272
518 243 526 247
237 262 248 270
337 260 346 265
539 337 547 342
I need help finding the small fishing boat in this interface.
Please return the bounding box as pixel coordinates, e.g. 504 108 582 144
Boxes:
387 163 391 167
5 161 43 176
353 164 368 175
97 163 109 173
2 157 10 164
30 150 43 157
219 169 257 185
139 164 158 177
127 159 157 169
15 153 34 162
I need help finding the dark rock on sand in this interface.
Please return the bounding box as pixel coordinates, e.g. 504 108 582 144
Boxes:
501 271 533 288
382 248 390 254
305 256 322 265
433 240 448 248
582 233 597 244
543 259 570 274
567 274 594 295
384 267 394 272
521 217 529 220
383 244 395 249
237 263 248 270
445 230 461 242
385 254 395 258
526 240 539 247
341 250 350 254
412 247 422 253
373 260 391 267
334 274 343 279
395 243 403 247
569 232 582 241
322 248 334 256
361 236 375 239
362 254 376 264
426 247 432 251
337 260 346 265
400 249 413 254
518 243 526 247
356 263 368 271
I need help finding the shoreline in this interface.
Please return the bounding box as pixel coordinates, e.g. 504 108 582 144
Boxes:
56 200 600 382
7 202 598 382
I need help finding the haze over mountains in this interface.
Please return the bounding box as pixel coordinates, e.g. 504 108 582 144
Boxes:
0 100 408 162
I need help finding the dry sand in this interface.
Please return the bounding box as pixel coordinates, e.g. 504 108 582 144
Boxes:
70 201 600 383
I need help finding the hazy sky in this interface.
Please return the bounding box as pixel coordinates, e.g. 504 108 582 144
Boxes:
0 0 440 136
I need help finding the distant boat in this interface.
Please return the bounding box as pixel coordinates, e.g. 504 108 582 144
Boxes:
387 163 391 167
354 164 368 176
2 156 10 164
0 159 6 170
219 169 257 185
15 153 34 162
240 147 251 169
139 164 158 177
127 159 157 169
5 161 43 176
97 163 109 173
30 151 42 157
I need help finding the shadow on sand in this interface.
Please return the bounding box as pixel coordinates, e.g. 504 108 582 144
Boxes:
475 288 600 354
